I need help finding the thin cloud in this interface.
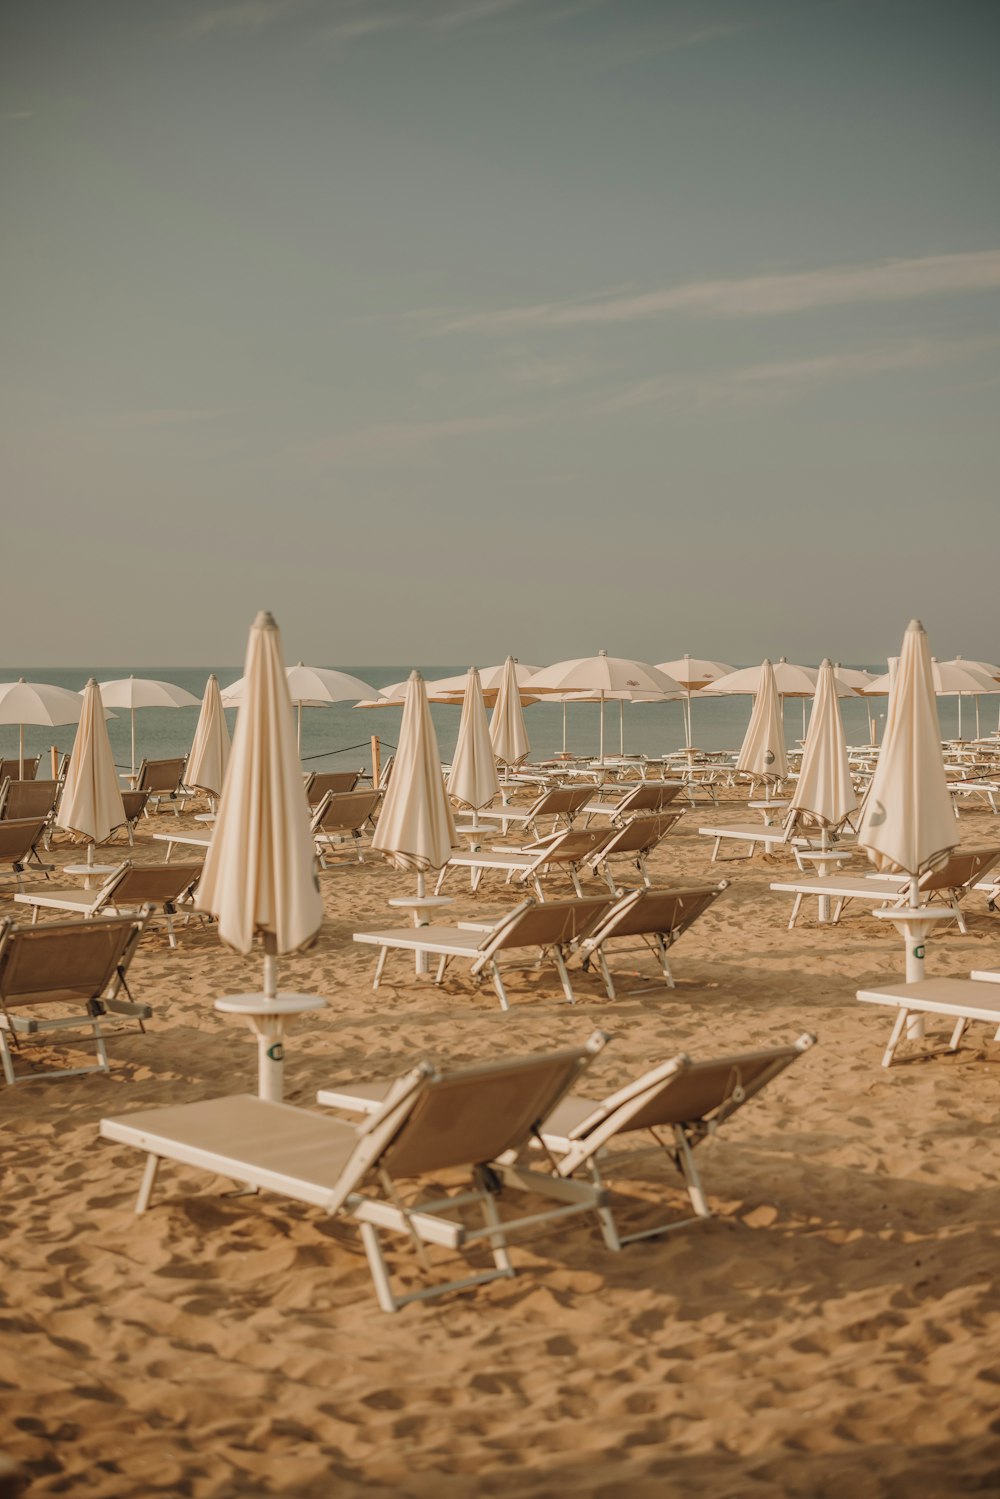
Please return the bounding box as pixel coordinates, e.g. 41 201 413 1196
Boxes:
431 251 1000 334
191 0 315 36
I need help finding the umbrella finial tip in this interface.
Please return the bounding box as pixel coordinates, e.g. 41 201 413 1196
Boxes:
253 610 278 630
907 618 923 633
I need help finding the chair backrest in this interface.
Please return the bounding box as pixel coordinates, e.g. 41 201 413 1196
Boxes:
533 784 596 819
595 811 684 859
0 780 60 821
378 754 395 791
0 757 40 782
0 817 48 864
325 1033 610 1204
615 782 683 816
111 863 203 907
480 895 613 961
307 771 361 806
919 845 1000 894
586 882 728 946
135 758 187 794
0 913 145 1011
556 1035 815 1174
118 790 151 824
311 790 381 835
527 827 616 869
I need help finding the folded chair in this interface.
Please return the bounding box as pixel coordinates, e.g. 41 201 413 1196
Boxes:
0 912 150 1083
15 861 204 947
304 770 362 808
576 882 729 997
474 784 595 838
102 1033 610 1313
311 790 382 866
584 811 686 892
132 758 190 816
325 1034 815 1252
355 894 614 1009
0 818 51 892
582 781 683 824
0 756 40 781
435 826 617 899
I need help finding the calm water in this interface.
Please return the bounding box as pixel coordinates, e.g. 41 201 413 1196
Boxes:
0 665 991 774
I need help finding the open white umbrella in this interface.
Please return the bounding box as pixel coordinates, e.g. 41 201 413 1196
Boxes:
223 662 377 752
0 679 112 778
447 668 499 822
196 612 325 1100
863 657 999 742
857 620 958 1013
96 677 200 778
186 674 231 801
525 652 681 761
57 679 126 856
703 658 856 737
735 659 787 787
657 657 734 749
490 655 532 769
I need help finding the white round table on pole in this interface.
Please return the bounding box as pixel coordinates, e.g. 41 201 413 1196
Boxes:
872 905 955 1038
387 894 453 976
64 863 118 890
214 994 325 1102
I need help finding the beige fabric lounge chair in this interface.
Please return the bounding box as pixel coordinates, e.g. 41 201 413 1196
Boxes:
584 811 686 892
576 883 729 998
582 780 683 824
474 784 595 838
857 978 1000 1067
0 778 60 826
131 758 191 816
303 770 363 807
435 826 617 900
772 845 1000 931
114 789 151 845
0 756 40 782
15 861 204 947
324 1034 815 1252
311 790 382 866
102 1034 610 1313
0 818 52 892
0 912 149 1084
354 894 614 1009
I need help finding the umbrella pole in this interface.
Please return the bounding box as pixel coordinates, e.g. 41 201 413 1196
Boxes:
562 702 567 755
131 708 136 779
18 723 24 780
257 941 284 1102
975 696 981 739
599 693 605 764
684 691 692 751
619 700 624 757
957 696 962 740
297 702 303 755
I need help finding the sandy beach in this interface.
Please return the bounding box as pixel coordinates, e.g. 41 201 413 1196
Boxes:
3 786 999 1498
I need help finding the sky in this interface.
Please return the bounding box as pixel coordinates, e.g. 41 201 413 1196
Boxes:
3 0 999 668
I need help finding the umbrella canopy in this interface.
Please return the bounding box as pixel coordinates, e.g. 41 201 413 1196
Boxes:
0 678 113 776
701 659 856 698
223 662 377 750
863 659 1000 697
656 656 735 749
364 661 542 709
490 655 532 768
525 652 681 761
186 674 231 798
56 678 125 845
196 612 324 958
96 676 200 777
372 671 459 874
857 621 958 877
735 659 787 783
447 668 500 813
788 660 857 831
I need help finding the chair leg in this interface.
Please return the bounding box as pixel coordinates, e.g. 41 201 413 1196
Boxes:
372 947 389 991
948 1017 968 1051
136 1153 160 1213
359 1220 399 1313
476 1175 514 1276
489 962 510 1012
788 894 804 930
596 948 616 1000
553 949 576 1004
0 1031 16 1086
655 935 674 989
882 1006 910 1068
674 1127 711 1219
588 1159 621 1251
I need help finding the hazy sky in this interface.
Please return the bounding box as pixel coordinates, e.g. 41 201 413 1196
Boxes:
3 0 999 667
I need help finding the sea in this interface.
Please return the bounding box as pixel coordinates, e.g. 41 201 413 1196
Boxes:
0 666 992 775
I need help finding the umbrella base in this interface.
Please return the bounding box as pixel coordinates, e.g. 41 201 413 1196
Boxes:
872 907 955 1037
214 994 325 1101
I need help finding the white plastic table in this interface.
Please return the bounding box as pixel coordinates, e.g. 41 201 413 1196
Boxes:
64 863 118 890
388 895 453 975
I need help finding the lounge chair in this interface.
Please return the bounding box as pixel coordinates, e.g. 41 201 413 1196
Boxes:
0 756 40 782
325 1034 815 1251
473 784 595 838
303 770 362 807
102 1033 610 1312
857 977 1000 1067
0 778 60 825
698 813 812 862
584 811 686 892
114 790 152 845
14 861 204 947
131 758 191 816
0 912 149 1083
576 883 729 997
434 825 618 900
311 790 382 866
0 818 52 892
354 894 614 1009
771 845 1000 931
582 780 683 824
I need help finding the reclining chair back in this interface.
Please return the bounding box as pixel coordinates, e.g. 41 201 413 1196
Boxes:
530 784 594 823
135 758 187 794
306 771 362 807
0 913 143 1013
585 883 728 947
0 757 40 782
110 863 203 908
475 895 612 968
613 782 683 817
918 845 1000 896
0 817 48 870
118 790 151 831
312 790 381 836
596 811 684 859
1 780 60 821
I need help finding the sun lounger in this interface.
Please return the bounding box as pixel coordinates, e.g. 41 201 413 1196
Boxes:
856 978 1000 1067
303 770 363 807
0 912 149 1083
0 818 51 892
0 756 40 782
14 861 204 947
434 826 616 899
354 894 614 1008
584 811 686 892
324 1034 815 1251
113 790 152 846
581 781 683 824
103 1034 610 1312
310 789 382 865
473 784 595 837
131 758 191 816
771 846 1000 930
0 778 60 826
576 882 729 997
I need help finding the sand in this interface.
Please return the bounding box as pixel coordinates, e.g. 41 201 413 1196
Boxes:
2 790 1000 1497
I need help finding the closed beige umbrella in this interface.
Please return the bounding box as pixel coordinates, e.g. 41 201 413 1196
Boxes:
858 620 958 1017
735 659 787 787
196 612 324 1099
447 667 499 821
185 674 231 802
372 671 459 880
490 655 531 769
789 660 857 834
57 678 126 852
